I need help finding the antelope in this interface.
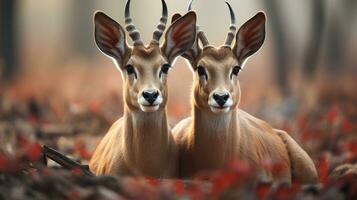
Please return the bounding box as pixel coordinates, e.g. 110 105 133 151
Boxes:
172 1 318 184
89 0 197 178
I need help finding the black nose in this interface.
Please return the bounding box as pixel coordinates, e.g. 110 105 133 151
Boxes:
142 90 159 105
213 93 230 107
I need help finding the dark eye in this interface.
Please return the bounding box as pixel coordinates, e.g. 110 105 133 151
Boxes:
125 64 137 79
230 66 241 79
196 65 208 80
159 64 171 78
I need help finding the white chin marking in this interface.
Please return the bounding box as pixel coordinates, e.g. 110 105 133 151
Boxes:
210 106 230 114
140 104 160 112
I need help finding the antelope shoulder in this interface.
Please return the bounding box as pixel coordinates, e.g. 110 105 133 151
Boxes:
89 118 126 175
236 109 291 170
172 117 192 142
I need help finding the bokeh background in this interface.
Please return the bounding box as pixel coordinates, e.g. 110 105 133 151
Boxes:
0 0 356 165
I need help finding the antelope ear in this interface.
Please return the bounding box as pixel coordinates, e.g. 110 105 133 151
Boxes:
162 11 197 63
170 13 200 65
94 11 131 67
233 12 266 65
171 13 182 24
181 35 201 67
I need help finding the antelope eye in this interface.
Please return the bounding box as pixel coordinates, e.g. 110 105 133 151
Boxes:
125 64 137 78
230 66 241 79
161 64 171 74
197 65 208 80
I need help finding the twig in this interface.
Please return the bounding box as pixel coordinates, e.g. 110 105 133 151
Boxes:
42 145 94 176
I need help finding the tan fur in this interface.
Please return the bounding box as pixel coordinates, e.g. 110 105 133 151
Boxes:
90 10 197 178
89 45 177 178
174 46 318 184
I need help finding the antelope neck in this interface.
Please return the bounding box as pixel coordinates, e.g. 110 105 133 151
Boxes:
191 105 238 150
123 106 169 141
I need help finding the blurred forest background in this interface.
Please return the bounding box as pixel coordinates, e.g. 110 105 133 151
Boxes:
0 0 356 155
1 0 356 121
0 1 356 199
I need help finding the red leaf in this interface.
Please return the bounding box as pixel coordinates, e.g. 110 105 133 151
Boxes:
256 182 271 200
272 161 286 176
346 141 357 154
146 178 160 187
302 130 311 142
229 160 252 175
319 154 330 185
187 184 204 200
0 156 22 174
18 135 31 148
272 183 300 200
344 141 357 162
274 185 292 200
212 172 237 197
174 180 185 196
341 119 353 133
72 167 84 176
74 141 91 160
0 154 7 171
298 117 307 129
326 105 340 124
26 143 43 162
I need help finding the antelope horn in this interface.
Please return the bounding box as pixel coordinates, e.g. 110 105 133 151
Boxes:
125 0 143 45
188 0 210 48
188 0 194 11
224 1 237 47
151 0 168 45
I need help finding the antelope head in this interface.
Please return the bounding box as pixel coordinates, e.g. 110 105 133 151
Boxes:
94 0 196 112
174 1 266 114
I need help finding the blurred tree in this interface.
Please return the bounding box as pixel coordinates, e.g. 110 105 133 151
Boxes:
0 0 18 81
302 0 326 82
70 1 96 58
324 0 357 73
262 0 290 96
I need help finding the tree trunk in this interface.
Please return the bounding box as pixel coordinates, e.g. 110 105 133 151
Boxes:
70 1 96 58
324 0 357 72
302 0 325 82
262 0 290 96
0 0 18 81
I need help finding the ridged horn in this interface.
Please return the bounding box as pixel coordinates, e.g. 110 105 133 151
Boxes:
125 0 143 45
151 0 168 45
224 1 237 47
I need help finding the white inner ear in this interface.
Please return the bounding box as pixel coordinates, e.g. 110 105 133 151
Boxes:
166 33 181 61
165 17 196 62
97 26 127 68
166 29 176 49
115 28 126 55
235 38 251 69
165 29 174 53
109 49 121 59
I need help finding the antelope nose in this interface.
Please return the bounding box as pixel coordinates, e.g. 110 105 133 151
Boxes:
213 93 230 107
142 90 159 105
